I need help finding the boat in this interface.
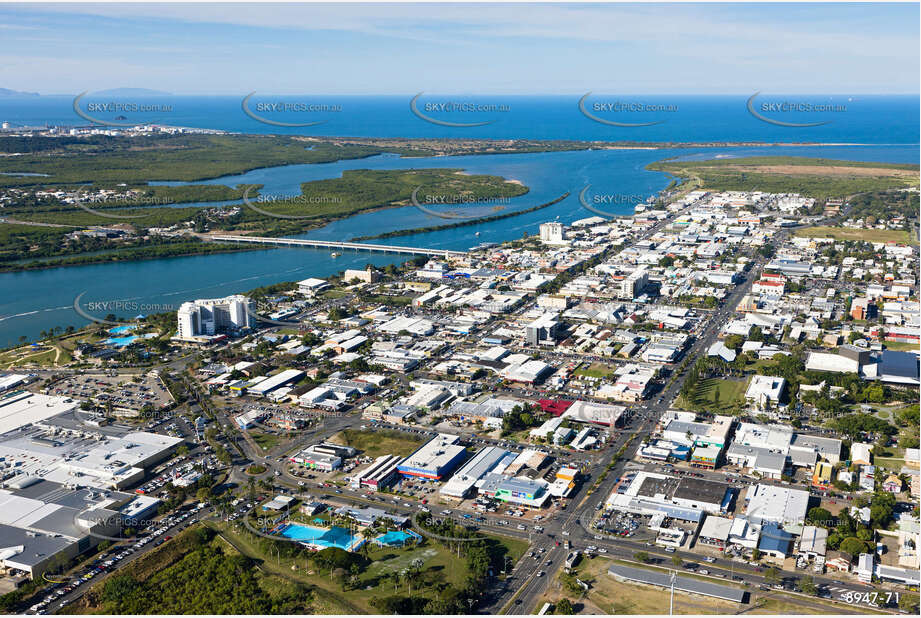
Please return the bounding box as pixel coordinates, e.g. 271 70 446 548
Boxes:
330 252 340 257
474 231 480 236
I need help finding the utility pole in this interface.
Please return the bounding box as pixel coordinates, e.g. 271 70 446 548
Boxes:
669 569 676 615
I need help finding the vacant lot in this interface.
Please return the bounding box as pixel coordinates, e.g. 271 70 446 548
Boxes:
728 164 918 180
574 362 617 379
328 428 426 458
677 377 748 412
536 555 740 615
795 226 912 245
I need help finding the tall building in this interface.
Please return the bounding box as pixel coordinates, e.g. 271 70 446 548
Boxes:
620 268 649 299
525 313 562 346
539 222 565 244
177 295 251 339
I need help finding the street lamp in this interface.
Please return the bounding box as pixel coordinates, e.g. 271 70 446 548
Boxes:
669 569 677 615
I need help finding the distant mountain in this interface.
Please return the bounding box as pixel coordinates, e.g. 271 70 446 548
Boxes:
92 88 172 96
0 88 39 96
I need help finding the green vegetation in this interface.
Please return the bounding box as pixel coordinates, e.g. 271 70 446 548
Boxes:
795 226 912 245
251 432 283 451
847 189 920 222
226 168 528 237
1 237 260 272
574 362 617 379
0 135 403 186
329 428 426 458
79 527 315 614
648 156 919 201
501 403 546 437
677 376 748 412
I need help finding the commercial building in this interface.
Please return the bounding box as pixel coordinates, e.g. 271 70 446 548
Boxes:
525 313 562 346
0 392 81 435
234 409 267 430
745 375 786 408
479 474 551 509
607 564 746 603
290 443 356 472
0 482 126 578
343 267 380 283
397 434 467 480
698 515 733 548
349 455 402 492
619 268 649 300
744 483 809 530
439 446 517 499
798 525 828 562
248 369 304 397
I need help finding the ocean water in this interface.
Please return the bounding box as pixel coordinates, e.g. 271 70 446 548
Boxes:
0 94 917 144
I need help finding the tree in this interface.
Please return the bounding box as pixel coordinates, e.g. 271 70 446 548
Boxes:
633 551 650 563
671 555 683 568
763 567 780 585
807 507 834 528
797 575 818 596
898 593 919 613
751 548 761 561
839 537 868 559
555 598 575 614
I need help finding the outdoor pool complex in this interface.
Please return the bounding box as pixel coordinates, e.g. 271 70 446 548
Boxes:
278 523 360 550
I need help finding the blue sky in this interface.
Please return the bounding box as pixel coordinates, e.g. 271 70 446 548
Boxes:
2 2 918 94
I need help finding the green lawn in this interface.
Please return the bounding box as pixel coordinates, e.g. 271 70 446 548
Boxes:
677 377 748 411
796 226 913 245
251 431 284 451
329 429 426 458
883 340 921 351
574 362 617 379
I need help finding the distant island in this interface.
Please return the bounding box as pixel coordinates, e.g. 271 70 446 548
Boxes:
0 87 40 97
91 87 173 96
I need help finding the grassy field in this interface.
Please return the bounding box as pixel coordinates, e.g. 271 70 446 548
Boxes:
795 226 913 245
648 156 919 201
677 377 748 412
328 428 426 458
574 362 617 379
883 340 921 351
251 431 284 451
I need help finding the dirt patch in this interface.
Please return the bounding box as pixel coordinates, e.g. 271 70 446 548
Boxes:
724 164 918 179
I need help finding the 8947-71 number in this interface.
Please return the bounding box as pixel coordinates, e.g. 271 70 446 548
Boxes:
841 591 899 606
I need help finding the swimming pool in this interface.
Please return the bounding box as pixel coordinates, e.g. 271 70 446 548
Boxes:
278 524 358 550
108 325 136 334
104 335 138 347
375 530 413 546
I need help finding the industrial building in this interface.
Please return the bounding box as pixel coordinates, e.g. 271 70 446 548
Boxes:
396 434 467 480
